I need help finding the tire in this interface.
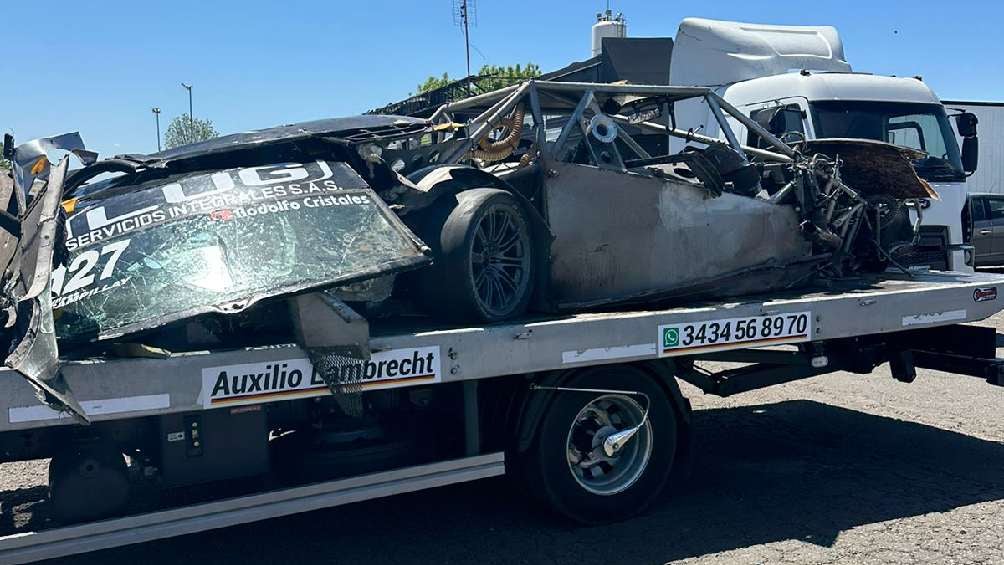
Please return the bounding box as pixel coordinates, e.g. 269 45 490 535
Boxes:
417 188 534 322
521 365 678 524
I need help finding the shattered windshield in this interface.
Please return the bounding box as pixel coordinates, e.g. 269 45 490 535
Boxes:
809 101 964 182
53 160 428 341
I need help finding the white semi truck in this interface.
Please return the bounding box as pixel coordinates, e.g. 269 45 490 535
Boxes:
669 18 980 272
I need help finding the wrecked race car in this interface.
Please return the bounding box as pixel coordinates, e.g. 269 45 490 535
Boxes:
0 81 934 419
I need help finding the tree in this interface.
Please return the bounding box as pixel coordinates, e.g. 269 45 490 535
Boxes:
415 62 541 96
164 115 219 149
0 158 9 171
474 63 541 93
417 72 452 94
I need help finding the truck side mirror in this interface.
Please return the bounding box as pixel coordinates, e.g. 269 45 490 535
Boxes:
954 112 978 138
2 133 13 160
962 136 979 174
952 112 979 174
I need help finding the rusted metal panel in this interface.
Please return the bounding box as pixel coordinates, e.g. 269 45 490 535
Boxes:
801 139 938 199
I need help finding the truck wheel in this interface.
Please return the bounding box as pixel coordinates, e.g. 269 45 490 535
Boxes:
523 366 677 524
421 188 534 322
48 444 131 523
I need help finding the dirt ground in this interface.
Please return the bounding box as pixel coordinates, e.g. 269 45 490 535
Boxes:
5 312 1002 564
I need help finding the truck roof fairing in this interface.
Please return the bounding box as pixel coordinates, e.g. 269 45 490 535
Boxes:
670 17 851 88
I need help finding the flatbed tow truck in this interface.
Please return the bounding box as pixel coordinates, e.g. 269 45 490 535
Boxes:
0 268 1003 563
2 80 1003 563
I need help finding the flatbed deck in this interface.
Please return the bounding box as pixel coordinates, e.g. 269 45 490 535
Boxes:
2 270 1001 432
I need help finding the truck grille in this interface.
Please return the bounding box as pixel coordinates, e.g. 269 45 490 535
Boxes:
899 226 949 270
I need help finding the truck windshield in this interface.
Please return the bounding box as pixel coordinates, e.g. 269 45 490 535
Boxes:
809 101 964 182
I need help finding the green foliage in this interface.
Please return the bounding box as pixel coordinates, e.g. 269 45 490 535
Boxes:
416 62 541 96
0 158 9 171
417 72 452 94
164 115 219 149
474 62 541 93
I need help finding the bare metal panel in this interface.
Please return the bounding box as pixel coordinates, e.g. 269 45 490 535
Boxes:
543 162 810 305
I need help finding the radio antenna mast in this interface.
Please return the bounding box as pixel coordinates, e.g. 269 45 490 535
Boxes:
452 0 477 79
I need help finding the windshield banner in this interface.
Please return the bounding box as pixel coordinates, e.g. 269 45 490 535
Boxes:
54 160 428 340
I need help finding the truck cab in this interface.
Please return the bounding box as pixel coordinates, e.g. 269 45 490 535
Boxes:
669 18 978 271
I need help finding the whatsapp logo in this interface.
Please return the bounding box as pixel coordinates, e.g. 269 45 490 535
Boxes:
663 327 680 348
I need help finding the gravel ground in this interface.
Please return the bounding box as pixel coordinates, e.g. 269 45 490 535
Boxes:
4 312 1002 564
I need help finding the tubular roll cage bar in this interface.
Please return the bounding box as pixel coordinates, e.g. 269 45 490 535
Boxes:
428 80 797 168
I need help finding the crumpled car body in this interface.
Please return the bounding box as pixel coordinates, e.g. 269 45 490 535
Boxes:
414 81 929 308
2 82 930 419
51 116 441 343
2 118 437 419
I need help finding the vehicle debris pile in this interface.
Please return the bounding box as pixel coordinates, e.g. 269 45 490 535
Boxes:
0 81 931 418
766 146 929 277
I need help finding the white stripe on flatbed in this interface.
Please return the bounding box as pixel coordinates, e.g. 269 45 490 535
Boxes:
561 343 657 364
9 394 171 424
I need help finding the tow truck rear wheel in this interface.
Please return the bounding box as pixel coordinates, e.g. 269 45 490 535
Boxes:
48 443 130 523
522 366 677 524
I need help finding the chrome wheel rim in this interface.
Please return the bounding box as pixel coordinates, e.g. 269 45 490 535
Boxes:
470 206 530 317
565 394 653 496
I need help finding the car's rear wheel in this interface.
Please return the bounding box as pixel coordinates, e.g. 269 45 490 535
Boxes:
418 188 534 322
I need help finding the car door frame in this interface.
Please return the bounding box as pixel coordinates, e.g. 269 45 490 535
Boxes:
986 195 1004 265
971 195 994 266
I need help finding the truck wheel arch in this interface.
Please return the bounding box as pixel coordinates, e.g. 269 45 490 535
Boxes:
511 360 693 455
508 361 694 522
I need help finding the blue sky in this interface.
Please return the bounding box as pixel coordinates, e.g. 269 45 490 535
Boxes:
1 0 1001 157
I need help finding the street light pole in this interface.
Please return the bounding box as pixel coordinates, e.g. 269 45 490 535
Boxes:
151 107 162 151
181 82 193 123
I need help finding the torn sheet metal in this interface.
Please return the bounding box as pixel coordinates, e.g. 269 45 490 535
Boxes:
11 132 97 195
1 157 86 422
55 160 430 342
289 290 371 397
14 157 67 301
6 286 86 422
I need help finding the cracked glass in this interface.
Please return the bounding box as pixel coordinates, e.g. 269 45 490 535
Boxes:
52 160 427 341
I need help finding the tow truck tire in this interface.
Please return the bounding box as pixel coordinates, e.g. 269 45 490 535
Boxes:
418 188 534 323
48 444 130 523
522 366 677 524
